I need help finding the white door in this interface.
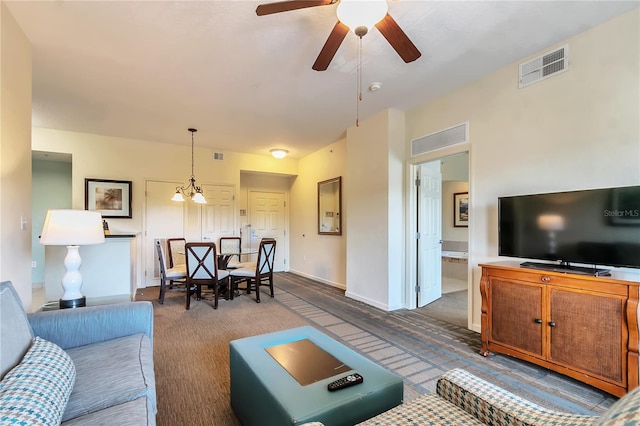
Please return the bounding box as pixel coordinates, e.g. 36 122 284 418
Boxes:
417 161 442 307
201 184 236 243
144 181 185 287
248 191 286 271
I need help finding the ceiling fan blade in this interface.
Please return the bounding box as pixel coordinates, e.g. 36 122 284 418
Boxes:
256 0 334 16
312 21 349 71
375 14 421 63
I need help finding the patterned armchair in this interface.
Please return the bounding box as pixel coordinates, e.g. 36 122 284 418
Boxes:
355 368 639 425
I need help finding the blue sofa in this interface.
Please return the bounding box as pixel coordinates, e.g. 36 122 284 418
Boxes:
0 281 157 425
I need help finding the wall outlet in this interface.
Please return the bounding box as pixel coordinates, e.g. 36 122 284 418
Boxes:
31 261 37 268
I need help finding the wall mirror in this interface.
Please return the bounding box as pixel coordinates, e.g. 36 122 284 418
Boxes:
318 177 342 235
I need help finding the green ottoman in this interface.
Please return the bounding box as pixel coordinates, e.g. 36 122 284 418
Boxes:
230 326 403 426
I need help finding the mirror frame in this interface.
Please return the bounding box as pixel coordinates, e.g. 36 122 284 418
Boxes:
318 176 342 235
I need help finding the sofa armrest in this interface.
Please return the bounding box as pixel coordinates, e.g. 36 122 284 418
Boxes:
436 368 597 426
27 301 153 350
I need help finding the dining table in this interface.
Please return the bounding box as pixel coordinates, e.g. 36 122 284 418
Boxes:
179 247 258 270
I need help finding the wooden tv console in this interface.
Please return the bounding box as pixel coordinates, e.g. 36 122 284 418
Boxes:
479 261 640 397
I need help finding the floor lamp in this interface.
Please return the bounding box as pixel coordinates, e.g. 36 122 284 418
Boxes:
40 209 105 308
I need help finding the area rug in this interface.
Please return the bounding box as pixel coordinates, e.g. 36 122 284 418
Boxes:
137 272 617 425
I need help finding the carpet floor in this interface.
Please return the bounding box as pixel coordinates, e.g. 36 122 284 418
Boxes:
136 272 618 425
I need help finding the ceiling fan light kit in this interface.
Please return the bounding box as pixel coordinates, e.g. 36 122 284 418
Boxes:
336 0 388 36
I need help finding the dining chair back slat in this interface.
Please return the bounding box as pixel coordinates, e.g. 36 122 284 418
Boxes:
185 242 229 310
155 240 187 304
219 237 244 269
229 239 276 303
167 238 186 268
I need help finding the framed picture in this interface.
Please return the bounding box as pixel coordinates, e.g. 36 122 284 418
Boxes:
85 178 132 218
453 192 469 227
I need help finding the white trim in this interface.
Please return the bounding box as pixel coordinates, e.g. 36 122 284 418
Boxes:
288 270 345 290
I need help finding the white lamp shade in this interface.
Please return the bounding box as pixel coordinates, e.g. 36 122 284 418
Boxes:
336 0 388 33
171 191 186 202
40 210 106 246
192 192 207 204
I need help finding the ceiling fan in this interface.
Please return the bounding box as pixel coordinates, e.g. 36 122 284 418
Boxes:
256 0 421 71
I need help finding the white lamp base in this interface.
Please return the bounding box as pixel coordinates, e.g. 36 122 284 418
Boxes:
59 245 86 309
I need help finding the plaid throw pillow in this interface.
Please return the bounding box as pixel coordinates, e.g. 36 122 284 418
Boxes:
0 337 76 425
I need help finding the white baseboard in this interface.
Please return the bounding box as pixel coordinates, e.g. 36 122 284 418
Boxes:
344 290 401 312
287 270 346 290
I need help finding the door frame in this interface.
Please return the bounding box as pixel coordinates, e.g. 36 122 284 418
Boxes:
405 144 472 324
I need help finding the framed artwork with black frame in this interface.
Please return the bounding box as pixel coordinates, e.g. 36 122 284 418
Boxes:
85 178 132 219
453 192 469 228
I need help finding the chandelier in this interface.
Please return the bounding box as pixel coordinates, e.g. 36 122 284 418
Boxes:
171 128 207 204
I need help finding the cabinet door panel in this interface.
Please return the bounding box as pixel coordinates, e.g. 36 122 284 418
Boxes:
549 289 624 383
490 279 543 356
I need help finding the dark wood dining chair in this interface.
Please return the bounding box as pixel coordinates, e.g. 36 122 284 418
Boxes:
155 240 187 304
229 239 276 303
184 242 230 310
219 236 244 269
167 238 186 288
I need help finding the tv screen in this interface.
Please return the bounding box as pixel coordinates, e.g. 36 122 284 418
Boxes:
498 186 640 269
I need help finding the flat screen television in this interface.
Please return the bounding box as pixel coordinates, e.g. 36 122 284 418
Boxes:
498 186 640 275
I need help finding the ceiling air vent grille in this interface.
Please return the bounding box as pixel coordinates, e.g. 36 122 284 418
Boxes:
519 44 568 88
411 122 468 157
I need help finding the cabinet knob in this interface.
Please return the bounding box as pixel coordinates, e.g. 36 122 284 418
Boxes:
534 318 542 324
541 276 551 283
549 321 556 327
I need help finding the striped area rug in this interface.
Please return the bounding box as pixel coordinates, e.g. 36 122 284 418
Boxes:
274 273 617 415
139 272 617 425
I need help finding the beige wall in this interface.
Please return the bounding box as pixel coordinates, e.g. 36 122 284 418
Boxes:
1 2 32 309
407 9 640 331
31 127 299 288
290 139 346 287
345 109 406 310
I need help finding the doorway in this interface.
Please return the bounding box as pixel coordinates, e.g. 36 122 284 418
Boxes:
412 152 469 324
31 151 73 287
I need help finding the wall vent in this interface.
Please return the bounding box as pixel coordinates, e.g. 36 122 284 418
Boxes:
213 152 224 160
411 122 468 157
519 44 568 88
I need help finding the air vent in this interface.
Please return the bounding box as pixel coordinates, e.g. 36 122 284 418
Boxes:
213 152 224 160
519 45 568 88
411 122 468 157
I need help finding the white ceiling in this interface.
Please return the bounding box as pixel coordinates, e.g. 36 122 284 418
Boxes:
6 1 638 159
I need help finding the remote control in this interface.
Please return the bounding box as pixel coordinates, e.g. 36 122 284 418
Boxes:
327 373 364 391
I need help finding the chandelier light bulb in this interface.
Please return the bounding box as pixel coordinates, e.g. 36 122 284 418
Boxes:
336 0 388 35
